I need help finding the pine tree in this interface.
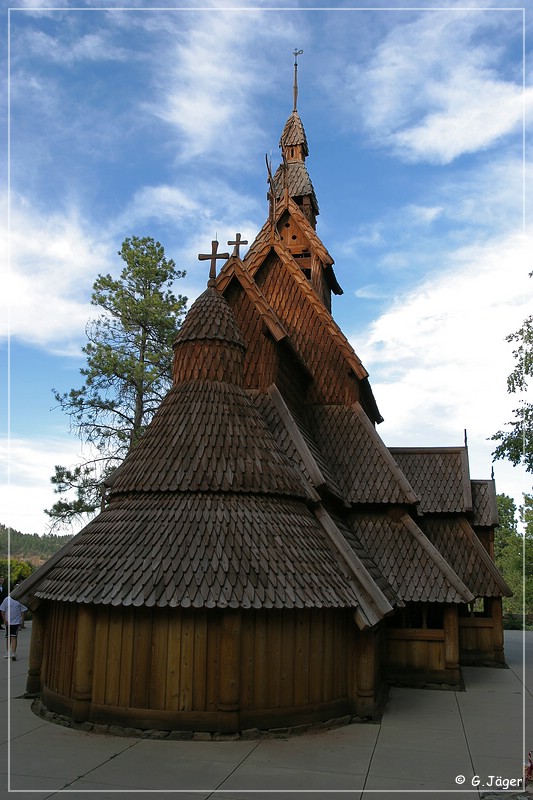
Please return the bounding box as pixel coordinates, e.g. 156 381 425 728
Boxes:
46 236 187 528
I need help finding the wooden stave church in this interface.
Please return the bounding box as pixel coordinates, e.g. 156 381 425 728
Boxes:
14 76 511 734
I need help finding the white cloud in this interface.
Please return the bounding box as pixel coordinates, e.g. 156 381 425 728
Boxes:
3 193 112 353
0 435 93 536
353 230 532 505
355 284 389 300
118 184 202 229
404 205 443 225
150 10 298 164
14 28 132 65
394 75 527 164
343 8 529 163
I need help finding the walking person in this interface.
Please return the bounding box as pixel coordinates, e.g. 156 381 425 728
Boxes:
0 577 6 630
0 593 27 661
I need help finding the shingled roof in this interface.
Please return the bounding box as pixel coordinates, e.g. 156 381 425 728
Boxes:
420 517 511 598
307 404 417 505
21 284 396 623
389 447 472 513
29 494 381 610
273 161 319 214
470 479 499 527
349 512 473 604
279 110 309 154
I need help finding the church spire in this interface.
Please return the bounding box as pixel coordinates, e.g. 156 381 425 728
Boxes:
274 51 318 227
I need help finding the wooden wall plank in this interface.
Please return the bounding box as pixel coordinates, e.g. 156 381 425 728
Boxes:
294 610 310 707
266 610 282 708
322 611 334 701
91 607 110 705
150 610 169 710
252 612 267 710
206 612 220 712
239 611 255 712
166 610 182 710
119 608 134 707
179 611 194 712
280 612 295 708
192 610 207 711
131 609 152 709
105 609 123 707
309 610 324 705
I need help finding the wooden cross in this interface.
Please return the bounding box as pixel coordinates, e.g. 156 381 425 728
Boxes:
227 233 248 258
198 240 230 286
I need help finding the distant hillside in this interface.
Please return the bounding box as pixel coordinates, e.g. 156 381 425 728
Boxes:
0 524 73 566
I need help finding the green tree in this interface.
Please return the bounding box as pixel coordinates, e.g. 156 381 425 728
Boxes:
491 312 533 476
495 493 533 618
46 236 187 528
0 558 34 585
521 494 533 615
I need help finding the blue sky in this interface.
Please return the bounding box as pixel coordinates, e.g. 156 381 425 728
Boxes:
2 0 532 535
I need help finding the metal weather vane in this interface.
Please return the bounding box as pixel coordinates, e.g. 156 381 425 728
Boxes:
293 48 303 112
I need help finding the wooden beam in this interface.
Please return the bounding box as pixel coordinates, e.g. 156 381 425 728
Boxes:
267 384 325 492
26 607 46 695
217 610 241 732
72 605 96 723
443 604 461 684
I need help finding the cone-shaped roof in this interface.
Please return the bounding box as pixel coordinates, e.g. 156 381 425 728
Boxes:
109 380 314 497
174 287 246 349
279 110 309 157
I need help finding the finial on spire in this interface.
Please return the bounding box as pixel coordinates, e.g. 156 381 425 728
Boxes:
293 48 303 112
265 153 276 230
464 428 468 447
198 240 230 287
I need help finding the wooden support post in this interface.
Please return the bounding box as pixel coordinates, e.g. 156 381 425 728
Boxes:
72 605 96 723
26 607 45 695
355 628 376 718
217 610 241 732
491 597 505 664
443 605 460 684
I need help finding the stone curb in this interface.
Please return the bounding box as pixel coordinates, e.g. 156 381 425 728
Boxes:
30 699 372 741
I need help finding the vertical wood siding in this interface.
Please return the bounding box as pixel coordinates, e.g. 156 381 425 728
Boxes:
385 629 446 675
43 604 353 722
458 618 496 660
43 602 77 699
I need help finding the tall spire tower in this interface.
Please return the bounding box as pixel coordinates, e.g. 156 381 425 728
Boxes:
274 50 319 229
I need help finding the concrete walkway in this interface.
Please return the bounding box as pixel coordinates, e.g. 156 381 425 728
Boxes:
1 625 531 799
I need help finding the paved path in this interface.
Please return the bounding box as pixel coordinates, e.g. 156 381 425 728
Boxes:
1 626 531 799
